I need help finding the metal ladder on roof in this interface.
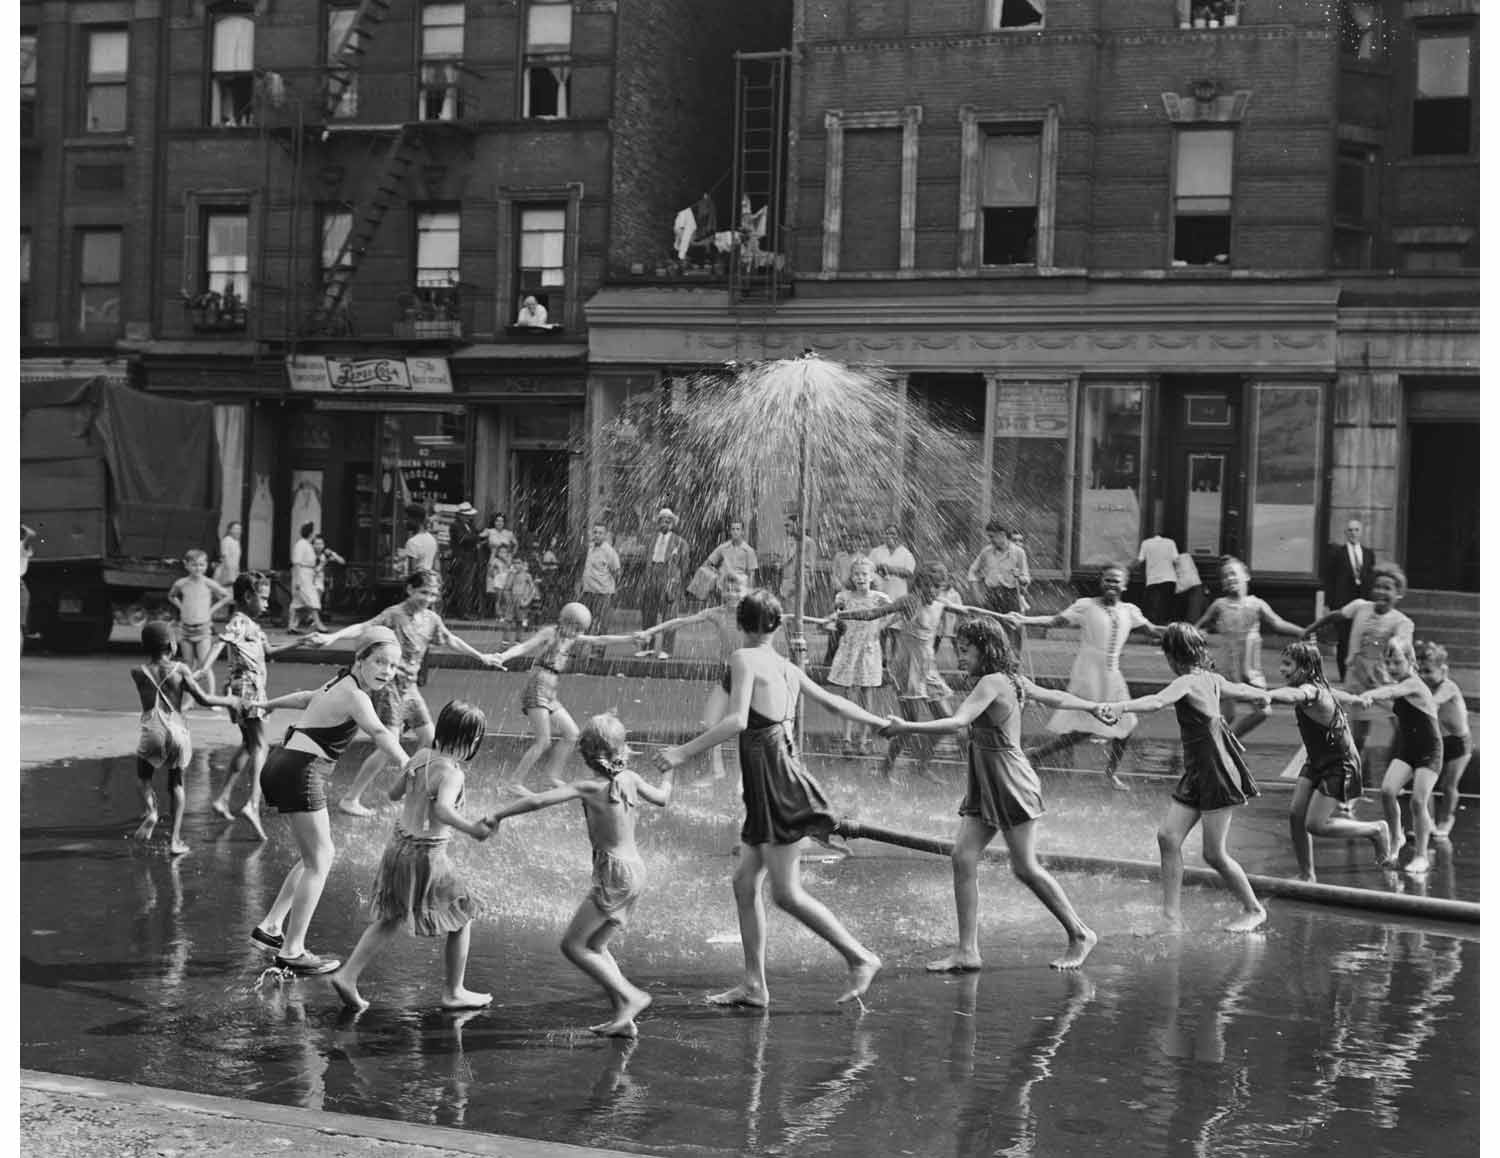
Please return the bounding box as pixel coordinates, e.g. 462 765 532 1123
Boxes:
731 51 790 306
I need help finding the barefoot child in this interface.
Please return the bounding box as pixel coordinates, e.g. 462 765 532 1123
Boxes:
880 617 1099 971
169 548 232 697
1417 642 1471 840
199 572 299 840
640 571 748 779
656 589 888 1008
1358 636 1443 876
130 622 241 856
823 558 891 755
331 701 495 1013
1101 623 1271 933
486 714 672 1037
1196 558 1305 741
1265 641 1392 881
495 602 643 788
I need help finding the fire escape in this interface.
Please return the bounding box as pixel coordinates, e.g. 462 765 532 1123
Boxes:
730 51 791 306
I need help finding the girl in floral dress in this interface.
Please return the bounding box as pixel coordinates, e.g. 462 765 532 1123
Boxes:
825 558 891 755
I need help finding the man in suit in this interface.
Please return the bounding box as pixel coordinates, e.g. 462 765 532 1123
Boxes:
637 507 689 659
1321 517 1375 681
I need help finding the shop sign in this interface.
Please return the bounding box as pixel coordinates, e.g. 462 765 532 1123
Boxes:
993 381 1072 439
285 356 453 393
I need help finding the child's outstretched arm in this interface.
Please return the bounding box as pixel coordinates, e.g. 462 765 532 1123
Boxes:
657 652 756 768
795 666 888 729
882 676 1002 737
258 687 320 713
942 599 1002 620
1257 602 1306 638
1006 608 1075 628
1301 609 1345 638
196 637 228 676
836 593 916 622
308 614 386 646
636 767 673 807
641 608 710 639
486 782 583 826
427 762 493 841
1218 677 1274 706
493 626 554 668
1360 674 1428 706
435 620 506 667
177 666 239 711
579 630 652 648
1266 683 1320 706
1019 678 1103 714
1103 674 1196 716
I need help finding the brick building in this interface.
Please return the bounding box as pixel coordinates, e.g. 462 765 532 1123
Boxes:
585 0 1479 611
19 0 777 591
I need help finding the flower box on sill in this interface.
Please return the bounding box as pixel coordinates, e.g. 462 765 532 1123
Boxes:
506 322 564 338
393 318 464 340
187 299 248 333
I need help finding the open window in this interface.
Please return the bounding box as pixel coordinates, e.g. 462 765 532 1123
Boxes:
210 14 255 126
1172 129 1234 266
517 206 567 322
419 3 464 121
981 130 1040 266
1412 31 1474 156
524 0 572 118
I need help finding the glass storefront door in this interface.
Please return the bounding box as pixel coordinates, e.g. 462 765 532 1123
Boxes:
1163 382 1243 564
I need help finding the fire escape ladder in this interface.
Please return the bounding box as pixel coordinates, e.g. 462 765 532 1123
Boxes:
322 0 393 121
304 125 420 334
731 52 789 306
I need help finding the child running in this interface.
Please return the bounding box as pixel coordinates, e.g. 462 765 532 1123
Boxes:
1417 642 1471 840
833 561 957 783
168 548 232 698
130 622 241 855
656 589 888 1008
494 602 644 788
1101 623 1271 933
1007 564 1165 791
1195 558 1305 741
199 572 298 840
823 558 891 756
331 701 496 1013
1357 636 1443 876
880 617 1099 971
1264 641 1393 881
640 571 748 780
486 714 673 1038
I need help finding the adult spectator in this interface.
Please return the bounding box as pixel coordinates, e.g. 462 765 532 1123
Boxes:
516 295 549 328
446 502 483 619
288 522 318 633
1321 516 1376 682
215 521 243 587
868 523 915 661
777 515 817 604
636 507 689 659
701 518 759 585
309 533 345 633
21 523 37 644
402 513 438 577
578 522 622 658
966 518 1029 652
1136 530 1180 626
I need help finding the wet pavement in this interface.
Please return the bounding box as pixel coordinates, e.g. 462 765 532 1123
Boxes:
19 725 1481 1157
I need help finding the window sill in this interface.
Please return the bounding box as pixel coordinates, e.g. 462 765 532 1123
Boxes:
506 323 566 338
1395 154 1479 167
63 135 134 149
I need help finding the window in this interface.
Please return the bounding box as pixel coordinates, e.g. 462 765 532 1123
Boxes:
517 206 566 315
77 229 122 339
321 209 354 285
981 131 1040 266
415 209 460 317
1179 0 1242 28
1250 385 1322 573
1332 144 1376 270
210 15 255 126
419 3 464 121
204 211 250 304
326 7 359 119
1412 33 1473 155
1078 384 1145 565
987 0 1044 29
84 28 128 133
524 0 572 118
1339 2 1381 60
991 380 1073 572
21 33 36 137
1172 129 1234 265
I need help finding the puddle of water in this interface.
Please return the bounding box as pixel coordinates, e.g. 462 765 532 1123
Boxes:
20 749 1480 1157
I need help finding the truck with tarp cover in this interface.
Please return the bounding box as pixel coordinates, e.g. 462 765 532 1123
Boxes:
21 377 221 651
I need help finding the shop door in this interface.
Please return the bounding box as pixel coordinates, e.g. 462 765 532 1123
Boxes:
1406 422 1479 591
1163 386 1244 564
511 449 571 549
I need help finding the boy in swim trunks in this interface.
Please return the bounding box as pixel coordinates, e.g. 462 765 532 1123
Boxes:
169 548 232 698
487 713 673 1038
1416 642 1472 840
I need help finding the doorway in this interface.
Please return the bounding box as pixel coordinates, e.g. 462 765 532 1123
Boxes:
511 448 571 550
1405 422 1479 591
1161 381 1244 563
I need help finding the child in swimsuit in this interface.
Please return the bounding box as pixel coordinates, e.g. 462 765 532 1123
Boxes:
332 701 495 1013
824 558 892 756
496 601 642 788
1196 557 1305 740
1416 641 1472 841
168 548 232 698
487 713 673 1038
1266 641 1393 881
129 621 241 856
1102 623 1272 933
1358 636 1444 877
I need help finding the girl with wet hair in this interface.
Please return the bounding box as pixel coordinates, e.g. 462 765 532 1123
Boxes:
487 713 673 1039
1196 557 1305 740
824 557 892 756
1357 635 1443 876
1101 623 1272 933
249 628 413 976
656 588 888 1009
1265 641 1393 881
882 616 1102 971
331 700 496 1014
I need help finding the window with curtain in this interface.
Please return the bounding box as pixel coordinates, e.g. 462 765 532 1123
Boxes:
415 210 460 287
420 3 465 121
326 7 359 118
1077 385 1145 566
981 131 1040 266
1413 33 1474 155
77 229 122 338
204 211 250 303
210 15 255 126
524 0 573 117
1173 129 1234 266
84 28 128 133
1250 385 1322 574
517 206 567 317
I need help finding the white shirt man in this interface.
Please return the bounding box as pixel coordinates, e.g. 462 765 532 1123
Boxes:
868 525 915 601
1137 533 1180 588
704 520 758 581
403 524 439 575
581 526 622 595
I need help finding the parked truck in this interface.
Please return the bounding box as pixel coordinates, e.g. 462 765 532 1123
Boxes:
21 377 221 651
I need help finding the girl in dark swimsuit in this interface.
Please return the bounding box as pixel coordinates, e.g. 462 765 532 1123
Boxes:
249 628 411 975
656 589 889 1009
1266 641 1393 881
1358 636 1443 877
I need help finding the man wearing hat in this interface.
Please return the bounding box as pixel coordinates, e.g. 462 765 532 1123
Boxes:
636 507 689 659
446 501 483 619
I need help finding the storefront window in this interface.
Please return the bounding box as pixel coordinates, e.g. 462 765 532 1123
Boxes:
1250 384 1322 574
991 380 1072 571
378 408 467 578
1077 384 1146 567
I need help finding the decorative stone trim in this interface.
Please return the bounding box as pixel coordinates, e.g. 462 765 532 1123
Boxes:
820 106 923 274
957 105 1059 271
808 32 1100 54
1404 0 1478 18
1161 89 1252 123
1393 225 1475 245
1115 27 1331 46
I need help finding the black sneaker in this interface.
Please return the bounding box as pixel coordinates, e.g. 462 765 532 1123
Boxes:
274 951 341 976
250 927 284 951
